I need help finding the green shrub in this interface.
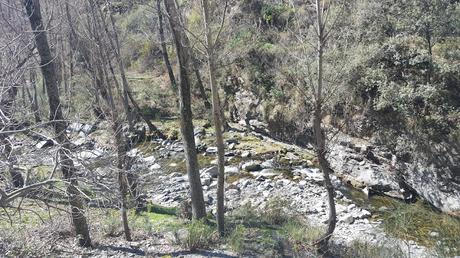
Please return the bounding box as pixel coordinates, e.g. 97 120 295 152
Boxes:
179 219 217 251
342 241 407 258
228 224 246 254
382 201 460 256
261 4 294 28
280 219 323 253
102 210 121 237
263 197 291 225
147 203 178 216
231 201 262 227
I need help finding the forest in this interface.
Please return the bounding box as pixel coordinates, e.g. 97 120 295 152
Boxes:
0 0 459 257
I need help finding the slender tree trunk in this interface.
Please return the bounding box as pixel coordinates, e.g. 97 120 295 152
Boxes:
164 0 206 219
99 5 133 130
0 84 24 188
87 0 132 240
314 0 336 253
24 0 91 247
157 0 177 92
104 6 164 138
169 0 210 109
113 120 132 241
26 70 41 123
190 55 211 110
425 30 433 84
201 0 225 235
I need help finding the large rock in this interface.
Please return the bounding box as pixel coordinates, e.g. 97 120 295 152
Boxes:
261 159 275 169
329 137 401 195
68 122 95 135
206 147 218 155
77 149 103 160
400 162 460 216
202 166 218 178
35 139 54 149
225 166 239 175
241 161 262 172
293 168 324 184
252 169 280 177
233 90 263 123
330 134 460 216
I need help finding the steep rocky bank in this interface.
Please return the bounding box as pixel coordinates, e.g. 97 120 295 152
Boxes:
231 90 460 217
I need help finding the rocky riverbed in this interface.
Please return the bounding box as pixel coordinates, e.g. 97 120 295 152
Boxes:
125 123 437 257
5 120 457 257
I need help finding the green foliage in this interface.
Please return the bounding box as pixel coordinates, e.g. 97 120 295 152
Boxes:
382 201 460 256
348 34 459 145
342 241 407 258
102 210 121 237
180 219 217 251
231 197 293 227
230 29 254 48
147 203 178 216
130 209 177 235
280 219 323 253
263 197 290 225
227 224 246 253
231 201 261 227
261 4 294 29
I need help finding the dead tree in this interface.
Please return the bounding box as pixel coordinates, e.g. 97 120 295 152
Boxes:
23 0 92 247
86 0 132 241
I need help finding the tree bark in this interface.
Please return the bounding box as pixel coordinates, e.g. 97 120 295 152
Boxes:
28 70 41 123
313 0 336 253
100 4 133 130
164 0 206 219
201 0 225 235
86 0 132 241
190 54 212 110
24 0 91 247
103 5 164 138
156 0 177 92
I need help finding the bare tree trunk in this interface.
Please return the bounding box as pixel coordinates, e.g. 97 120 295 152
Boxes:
201 0 225 235
169 0 211 109
26 70 41 123
156 0 177 92
113 121 132 241
104 5 164 138
87 0 132 240
425 31 433 84
313 0 336 253
99 4 133 130
164 0 206 219
24 0 91 247
0 83 24 188
190 55 211 110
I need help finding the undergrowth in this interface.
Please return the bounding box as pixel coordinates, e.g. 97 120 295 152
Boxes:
382 200 460 256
